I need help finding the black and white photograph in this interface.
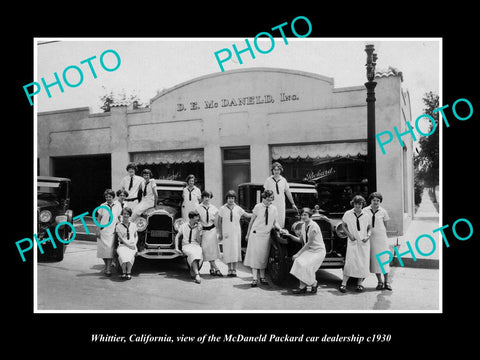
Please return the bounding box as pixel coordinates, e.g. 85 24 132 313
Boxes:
33 38 441 312
6 7 479 354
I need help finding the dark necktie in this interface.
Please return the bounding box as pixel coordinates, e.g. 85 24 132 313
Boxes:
105 203 113 225
354 212 363 231
305 225 310 243
229 206 233 222
265 205 269 225
273 177 280 195
128 176 133 191
203 206 209 223
188 188 194 201
188 226 193 243
143 181 148 196
370 209 379 228
122 223 130 240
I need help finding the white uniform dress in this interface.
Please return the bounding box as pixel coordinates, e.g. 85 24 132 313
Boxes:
181 186 202 220
178 222 203 267
132 179 157 219
263 175 289 227
244 202 278 270
119 174 144 211
289 221 326 286
364 205 390 274
342 209 372 278
196 203 220 261
115 221 138 265
218 204 246 264
96 201 122 259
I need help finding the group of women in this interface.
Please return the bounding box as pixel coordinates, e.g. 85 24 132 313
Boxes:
95 162 392 295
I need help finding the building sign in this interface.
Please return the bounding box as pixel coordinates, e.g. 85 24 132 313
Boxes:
176 92 299 111
303 167 335 182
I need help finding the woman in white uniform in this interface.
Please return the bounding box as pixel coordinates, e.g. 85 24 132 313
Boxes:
175 210 203 283
286 208 326 294
196 191 223 276
131 169 157 221
95 189 122 277
263 162 297 228
244 190 283 287
365 192 392 291
115 207 138 280
119 163 143 211
217 190 252 277
181 174 202 221
339 195 372 292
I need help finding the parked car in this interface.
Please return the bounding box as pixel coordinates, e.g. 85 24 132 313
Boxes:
133 179 187 260
237 182 348 285
37 176 73 261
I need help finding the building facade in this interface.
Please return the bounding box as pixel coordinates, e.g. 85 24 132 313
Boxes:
38 67 414 236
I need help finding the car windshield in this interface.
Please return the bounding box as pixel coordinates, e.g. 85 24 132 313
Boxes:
317 183 369 214
287 191 319 210
156 189 183 206
38 182 62 200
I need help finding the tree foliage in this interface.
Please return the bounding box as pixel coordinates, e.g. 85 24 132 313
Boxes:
99 86 149 112
414 91 439 188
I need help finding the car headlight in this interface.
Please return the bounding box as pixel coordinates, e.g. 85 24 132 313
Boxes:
39 210 52 223
135 217 147 232
290 221 303 236
174 218 186 231
335 223 348 239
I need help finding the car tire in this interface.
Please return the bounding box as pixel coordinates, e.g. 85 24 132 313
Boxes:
267 239 289 286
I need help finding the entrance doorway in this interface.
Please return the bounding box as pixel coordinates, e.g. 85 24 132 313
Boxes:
52 154 111 214
222 147 250 199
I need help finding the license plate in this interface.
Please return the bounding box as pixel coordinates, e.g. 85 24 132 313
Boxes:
150 230 169 237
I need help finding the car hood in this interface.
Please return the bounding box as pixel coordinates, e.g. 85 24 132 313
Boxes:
38 198 59 210
144 205 178 217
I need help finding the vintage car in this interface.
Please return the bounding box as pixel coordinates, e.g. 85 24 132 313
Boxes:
37 176 74 261
237 182 348 285
134 179 187 260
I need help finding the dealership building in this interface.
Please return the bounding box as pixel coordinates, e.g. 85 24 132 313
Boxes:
38 67 414 236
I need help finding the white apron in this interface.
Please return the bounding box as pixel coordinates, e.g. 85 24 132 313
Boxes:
364 205 391 274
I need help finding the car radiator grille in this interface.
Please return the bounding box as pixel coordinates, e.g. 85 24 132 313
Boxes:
315 219 334 253
145 214 173 245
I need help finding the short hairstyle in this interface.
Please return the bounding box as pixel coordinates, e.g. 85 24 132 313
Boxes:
225 190 237 200
104 189 115 198
271 161 283 173
121 207 133 216
116 189 129 197
126 162 138 172
188 210 200 219
350 195 366 206
301 207 313 217
261 189 274 199
368 192 383 203
186 174 196 183
201 190 213 199
142 169 152 177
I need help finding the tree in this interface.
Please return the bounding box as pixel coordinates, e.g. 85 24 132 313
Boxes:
414 91 439 189
99 86 149 112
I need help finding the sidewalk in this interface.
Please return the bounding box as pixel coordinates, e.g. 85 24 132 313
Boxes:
389 188 440 269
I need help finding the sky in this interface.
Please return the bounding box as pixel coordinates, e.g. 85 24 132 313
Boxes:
35 38 440 122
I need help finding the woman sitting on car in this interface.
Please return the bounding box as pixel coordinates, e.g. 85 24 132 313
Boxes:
284 208 326 294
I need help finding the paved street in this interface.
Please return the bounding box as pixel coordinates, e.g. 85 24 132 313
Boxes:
36 240 439 312
37 188 440 312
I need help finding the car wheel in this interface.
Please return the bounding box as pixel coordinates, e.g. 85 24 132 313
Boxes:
267 240 289 286
51 243 65 262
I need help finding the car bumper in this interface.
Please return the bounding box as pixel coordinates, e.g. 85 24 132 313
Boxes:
137 248 183 260
320 256 345 268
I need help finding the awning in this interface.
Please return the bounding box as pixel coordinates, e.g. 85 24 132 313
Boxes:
132 149 204 165
271 142 367 160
